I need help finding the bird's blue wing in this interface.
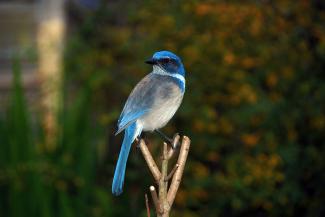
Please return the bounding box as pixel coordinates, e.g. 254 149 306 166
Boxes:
115 110 148 135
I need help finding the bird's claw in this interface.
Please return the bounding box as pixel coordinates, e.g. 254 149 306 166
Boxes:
135 136 142 149
171 133 180 149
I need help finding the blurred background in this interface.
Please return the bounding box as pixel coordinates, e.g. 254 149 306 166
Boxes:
0 0 325 217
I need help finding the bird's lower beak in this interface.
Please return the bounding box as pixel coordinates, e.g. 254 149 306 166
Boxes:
145 58 157 65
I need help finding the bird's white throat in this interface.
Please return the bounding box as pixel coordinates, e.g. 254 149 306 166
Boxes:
152 65 185 85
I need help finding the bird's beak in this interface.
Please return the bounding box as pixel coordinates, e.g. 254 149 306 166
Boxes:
145 58 157 65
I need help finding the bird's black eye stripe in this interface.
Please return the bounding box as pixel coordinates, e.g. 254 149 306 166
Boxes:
162 58 170 63
161 58 176 64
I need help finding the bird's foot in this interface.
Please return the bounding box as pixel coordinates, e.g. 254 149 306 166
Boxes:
135 133 145 149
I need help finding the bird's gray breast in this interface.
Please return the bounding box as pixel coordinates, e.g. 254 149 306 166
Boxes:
141 74 183 131
119 73 183 132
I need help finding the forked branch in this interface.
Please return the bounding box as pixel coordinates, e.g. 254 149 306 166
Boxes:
138 135 191 217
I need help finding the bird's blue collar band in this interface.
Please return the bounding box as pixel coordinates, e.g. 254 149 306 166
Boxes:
152 66 186 92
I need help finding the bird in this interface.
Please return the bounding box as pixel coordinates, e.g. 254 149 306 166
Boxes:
112 50 186 196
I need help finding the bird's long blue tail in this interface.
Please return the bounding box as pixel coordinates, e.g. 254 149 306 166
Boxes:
112 122 141 196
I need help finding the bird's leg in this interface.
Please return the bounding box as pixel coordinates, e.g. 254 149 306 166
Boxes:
155 129 172 143
154 130 179 149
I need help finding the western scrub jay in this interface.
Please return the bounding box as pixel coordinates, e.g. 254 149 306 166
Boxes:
112 50 186 196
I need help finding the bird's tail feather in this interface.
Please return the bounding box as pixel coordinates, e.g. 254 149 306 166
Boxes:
112 122 142 196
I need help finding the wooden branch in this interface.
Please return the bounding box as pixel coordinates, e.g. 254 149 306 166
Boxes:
167 136 191 206
165 164 179 181
150 186 161 214
139 139 161 182
159 143 169 216
141 135 191 217
145 194 151 217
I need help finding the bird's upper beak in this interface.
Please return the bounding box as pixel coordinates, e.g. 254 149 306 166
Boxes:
145 58 157 65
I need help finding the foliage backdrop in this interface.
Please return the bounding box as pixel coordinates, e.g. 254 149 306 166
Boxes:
1 0 325 217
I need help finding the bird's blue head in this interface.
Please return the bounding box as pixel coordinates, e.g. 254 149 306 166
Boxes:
145 50 185 76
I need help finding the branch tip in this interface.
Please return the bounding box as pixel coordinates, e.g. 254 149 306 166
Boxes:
163 142 168 159
149 185 161 214
145 193 150 217
172 134 180 149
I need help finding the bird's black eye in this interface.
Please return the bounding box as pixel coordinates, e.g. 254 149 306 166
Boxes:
161 58 170 64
